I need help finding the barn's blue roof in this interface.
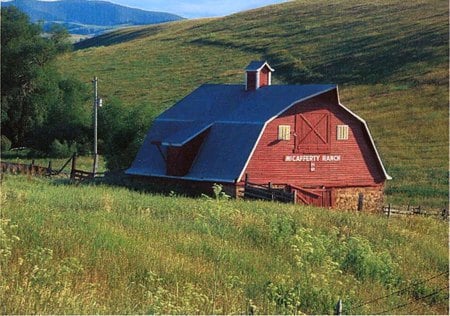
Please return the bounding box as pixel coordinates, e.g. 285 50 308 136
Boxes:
126 84 336 182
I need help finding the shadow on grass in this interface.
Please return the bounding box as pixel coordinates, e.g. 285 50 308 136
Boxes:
49 170 197 198
74 25 167 50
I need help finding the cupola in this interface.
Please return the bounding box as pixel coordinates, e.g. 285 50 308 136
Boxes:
245 61 274 91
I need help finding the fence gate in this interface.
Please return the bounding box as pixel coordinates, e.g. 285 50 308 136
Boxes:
294 187 333 208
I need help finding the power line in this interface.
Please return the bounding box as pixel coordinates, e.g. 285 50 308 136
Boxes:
346 271 448 312
374 286 448 315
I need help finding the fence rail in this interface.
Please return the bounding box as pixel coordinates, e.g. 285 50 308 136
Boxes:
383 204 448 220
244 176 295 203
1 153 104 183
1 161 60 176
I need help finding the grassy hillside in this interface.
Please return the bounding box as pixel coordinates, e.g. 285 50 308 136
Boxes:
1 175 448 314
57 0 448 207
4 0 183 36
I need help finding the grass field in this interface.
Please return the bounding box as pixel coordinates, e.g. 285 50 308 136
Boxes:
1 175 448 314
57 0 449 208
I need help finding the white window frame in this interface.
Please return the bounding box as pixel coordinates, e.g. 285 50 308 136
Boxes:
337 125 349 140
278 125 291 141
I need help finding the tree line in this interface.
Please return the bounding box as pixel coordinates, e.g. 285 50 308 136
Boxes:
1 6 147 170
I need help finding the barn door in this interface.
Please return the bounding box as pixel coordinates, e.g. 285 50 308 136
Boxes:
295 113 331 153
295 187 334 208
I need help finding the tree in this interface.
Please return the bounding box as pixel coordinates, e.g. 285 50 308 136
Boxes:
98 98 154 170
1 6 73 147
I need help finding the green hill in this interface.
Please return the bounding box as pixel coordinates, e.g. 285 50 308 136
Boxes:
58 0 449 207
3 0 183 36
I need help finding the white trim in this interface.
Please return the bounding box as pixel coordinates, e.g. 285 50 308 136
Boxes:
335 88 392 180
246 61 275 72
161 123 212 147
256 70 260 89
236 87 335 182
245 72 248 91
236 121 268 182
268 71 272 85
236 85 392 182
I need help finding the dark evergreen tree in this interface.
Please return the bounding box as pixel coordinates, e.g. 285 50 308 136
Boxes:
1 6 89 154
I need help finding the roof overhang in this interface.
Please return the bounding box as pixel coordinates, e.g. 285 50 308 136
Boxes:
125 169 236 183
160 122 212 147
245 61 275 72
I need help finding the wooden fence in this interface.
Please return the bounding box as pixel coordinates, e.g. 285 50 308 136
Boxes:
1 153 104 182
244 176 295 203
383 204 448 220
1 160 54 176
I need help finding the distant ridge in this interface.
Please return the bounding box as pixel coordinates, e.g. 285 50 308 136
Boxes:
1 0 183 36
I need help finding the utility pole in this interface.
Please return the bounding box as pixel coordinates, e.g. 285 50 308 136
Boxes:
92 76 98 174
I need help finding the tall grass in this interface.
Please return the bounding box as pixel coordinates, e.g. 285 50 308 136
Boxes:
1 175 448 314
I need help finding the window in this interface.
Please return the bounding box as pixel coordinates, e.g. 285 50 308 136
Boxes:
337 125 349 140
278 125 291 140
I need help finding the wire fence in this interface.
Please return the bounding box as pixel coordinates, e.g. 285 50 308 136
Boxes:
373 287 448 315
340 271 449 315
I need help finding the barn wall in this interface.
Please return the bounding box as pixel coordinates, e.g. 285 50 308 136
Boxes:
259 67 269 87
242 89 386 187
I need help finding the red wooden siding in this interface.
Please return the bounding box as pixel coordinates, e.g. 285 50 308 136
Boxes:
242 90 385 187
259 67 270 87
166 130 208 176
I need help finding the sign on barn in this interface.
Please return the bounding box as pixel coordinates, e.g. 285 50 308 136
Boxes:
127 61 391 211
284 155 341 162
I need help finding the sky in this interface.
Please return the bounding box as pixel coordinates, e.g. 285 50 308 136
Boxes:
94 0 290 18
0 0 289 19
1 0 290 18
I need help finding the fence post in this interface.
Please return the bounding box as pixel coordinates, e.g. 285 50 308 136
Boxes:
335 299 342 315
357 193 364 211
70 153 77 179
29 159 35 175
442 208 448 220
388 203 391 218
268 182 274 201
47 160 52 176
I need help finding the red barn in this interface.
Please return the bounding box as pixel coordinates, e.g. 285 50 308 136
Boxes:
127 61 391 211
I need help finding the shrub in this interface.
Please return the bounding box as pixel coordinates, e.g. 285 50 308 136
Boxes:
49 139 77 158
99 99 155 171
341 237 399 285
1 135 11 151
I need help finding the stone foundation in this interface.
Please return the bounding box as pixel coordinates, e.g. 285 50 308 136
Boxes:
334 186 384 212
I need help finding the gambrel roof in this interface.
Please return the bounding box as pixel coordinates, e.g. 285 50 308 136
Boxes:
126 84 391 182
